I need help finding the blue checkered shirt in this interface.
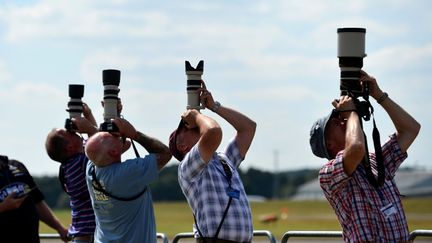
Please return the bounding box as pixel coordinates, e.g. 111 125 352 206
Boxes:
178 138 253 242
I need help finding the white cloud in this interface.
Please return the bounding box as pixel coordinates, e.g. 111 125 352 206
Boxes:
0 60 12 83
0 0 431 175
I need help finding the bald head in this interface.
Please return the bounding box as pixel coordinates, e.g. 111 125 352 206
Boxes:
85 132 122 167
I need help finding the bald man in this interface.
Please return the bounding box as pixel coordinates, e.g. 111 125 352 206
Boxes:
85 118 171 243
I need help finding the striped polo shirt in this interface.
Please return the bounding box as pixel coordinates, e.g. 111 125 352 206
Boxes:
61 153 95 237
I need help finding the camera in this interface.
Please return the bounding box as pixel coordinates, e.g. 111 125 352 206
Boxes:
337 27 367 98
99 69 121 132
185 60 204 110
337 27 370 120
65 84 84 132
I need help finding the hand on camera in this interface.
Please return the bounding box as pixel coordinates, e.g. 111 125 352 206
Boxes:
198 80 216 110
112 118 137 139
332 96 357 119
82 103 92 118
71 117 98 135
82 102 98 127
360 70 383 100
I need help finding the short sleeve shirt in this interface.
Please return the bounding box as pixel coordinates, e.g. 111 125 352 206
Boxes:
178 138 253 242
86 155 158 243
319 134 410 242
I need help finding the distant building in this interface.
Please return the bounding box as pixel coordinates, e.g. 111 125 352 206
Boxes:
291 170 432 200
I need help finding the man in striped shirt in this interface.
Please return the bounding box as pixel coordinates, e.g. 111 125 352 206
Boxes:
45 103 98 243
169 81 256 243
309 71 420 242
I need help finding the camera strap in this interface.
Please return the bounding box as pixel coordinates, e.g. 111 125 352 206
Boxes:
89 138 148 201
90 164 147 201
360 100 385 188
193 156 234 243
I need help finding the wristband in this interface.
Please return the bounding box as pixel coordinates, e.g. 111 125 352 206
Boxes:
377 92 389 104
211 101 221 112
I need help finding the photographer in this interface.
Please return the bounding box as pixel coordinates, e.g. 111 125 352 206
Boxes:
309 70 420 242
169 81 256 243
85 118 171 243
0 155 69 243
45 103 98 243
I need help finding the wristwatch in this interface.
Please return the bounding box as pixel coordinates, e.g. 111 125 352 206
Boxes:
211 101 221 112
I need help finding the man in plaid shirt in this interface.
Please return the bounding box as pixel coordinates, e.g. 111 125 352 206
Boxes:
169 80 256 243
309 70 420 242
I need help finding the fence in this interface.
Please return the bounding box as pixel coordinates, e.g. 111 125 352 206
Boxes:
39 233 169 243
171 230 276 243
40 229 432 242
280 229 432 242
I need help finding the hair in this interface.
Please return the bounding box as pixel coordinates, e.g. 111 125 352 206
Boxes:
45 129 69 163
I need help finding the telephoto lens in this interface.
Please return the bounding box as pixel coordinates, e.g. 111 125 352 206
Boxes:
65 84 84 131
100 69 120 132
337 27 366 98
185 60 204 110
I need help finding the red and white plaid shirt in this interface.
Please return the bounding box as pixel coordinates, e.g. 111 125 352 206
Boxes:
319 133 410 242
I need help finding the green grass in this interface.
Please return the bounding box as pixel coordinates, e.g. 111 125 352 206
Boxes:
41 198 432 239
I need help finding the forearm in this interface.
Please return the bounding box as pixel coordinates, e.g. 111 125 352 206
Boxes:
85 113 97 127
377 94 420 152
213 105 256 133
212 104 256 157
133 131 172 169
343 111 366 175
35 201 65 232
133 131 168 153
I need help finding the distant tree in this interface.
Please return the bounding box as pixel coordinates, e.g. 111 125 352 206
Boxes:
150 164 185 201
34 165 320 208
34 175 69 208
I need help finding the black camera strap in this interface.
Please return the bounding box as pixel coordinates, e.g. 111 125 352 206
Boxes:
360 100 385 188
90 164 147 201
194 156 233 243
90 138 148 201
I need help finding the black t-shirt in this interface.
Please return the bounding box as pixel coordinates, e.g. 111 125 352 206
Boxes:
0 156 45 243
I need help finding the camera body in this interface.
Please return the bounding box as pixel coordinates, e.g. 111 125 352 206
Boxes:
65 84 84 132
337 27 370 120
185 60 204 110
99 69 121 132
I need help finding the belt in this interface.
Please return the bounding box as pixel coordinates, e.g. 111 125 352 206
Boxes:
196 238 250 243
72 235 93 242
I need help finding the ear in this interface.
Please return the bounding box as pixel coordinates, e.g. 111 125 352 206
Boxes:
108 148 121 158
65 143 75 155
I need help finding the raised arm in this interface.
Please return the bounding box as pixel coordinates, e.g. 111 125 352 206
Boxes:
361 70 420 153
133 131 172 170
181 109 222 163
113 118 172 170
199 81 256 158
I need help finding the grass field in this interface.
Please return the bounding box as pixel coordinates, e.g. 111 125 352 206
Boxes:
40 198 432 240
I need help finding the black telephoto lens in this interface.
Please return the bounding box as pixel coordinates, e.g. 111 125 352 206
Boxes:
68 84 84 99
103 69 121 86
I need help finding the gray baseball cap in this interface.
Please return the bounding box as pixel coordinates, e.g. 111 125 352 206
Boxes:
309 110 334 160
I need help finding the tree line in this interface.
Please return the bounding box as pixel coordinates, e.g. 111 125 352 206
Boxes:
35 164 318 209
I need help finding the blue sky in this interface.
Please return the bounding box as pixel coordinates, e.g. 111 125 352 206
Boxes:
0 0 430 176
